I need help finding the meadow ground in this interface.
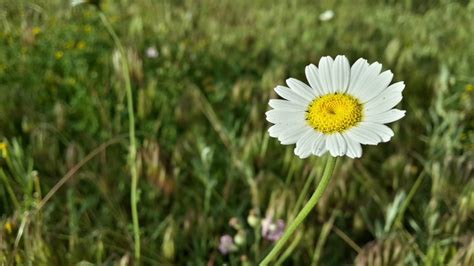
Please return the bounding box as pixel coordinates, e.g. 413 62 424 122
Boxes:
0 0 473 265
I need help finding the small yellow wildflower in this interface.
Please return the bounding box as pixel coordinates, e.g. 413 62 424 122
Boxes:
84 25 93 33
77 41 87 50
55 51 64 60
32 26 42 35
65 40 75 49
4 221 13 234
465 84 473 93
15 253 22 264
66 77 77 86
0 142 8 158
83 10 93 18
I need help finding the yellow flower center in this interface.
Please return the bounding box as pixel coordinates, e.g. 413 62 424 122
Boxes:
306 93 363 134
0 142 8 158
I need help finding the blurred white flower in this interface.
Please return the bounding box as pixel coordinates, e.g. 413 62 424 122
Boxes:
146 46 159 59
218 235 237 255
319 10 335 21
71 0 87 7
266 55 405 158
261 215 285 242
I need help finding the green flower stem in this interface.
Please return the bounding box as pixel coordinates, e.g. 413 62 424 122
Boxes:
260 156 338 266
98 12 140 263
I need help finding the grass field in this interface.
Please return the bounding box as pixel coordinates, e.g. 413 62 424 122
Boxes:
0 0 473 265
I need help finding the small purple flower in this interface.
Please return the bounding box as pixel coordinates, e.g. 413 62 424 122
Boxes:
218 234 237 255
145 46 159 58
261 215 285 242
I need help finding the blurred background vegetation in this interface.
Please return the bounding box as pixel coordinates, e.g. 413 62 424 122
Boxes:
0 0 473 265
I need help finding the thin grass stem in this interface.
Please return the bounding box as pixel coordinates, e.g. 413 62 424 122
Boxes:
275 230 303 265
311 212 336 266
98 12 141 264
0 169 20 209
292 156 327 219
331 225 362 253
260 156 338 265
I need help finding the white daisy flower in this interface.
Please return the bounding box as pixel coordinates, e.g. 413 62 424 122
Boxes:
71 0 87 6
266 55 405 159
319 10 335 22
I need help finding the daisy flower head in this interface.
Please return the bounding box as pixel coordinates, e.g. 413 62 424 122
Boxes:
266 55 405 159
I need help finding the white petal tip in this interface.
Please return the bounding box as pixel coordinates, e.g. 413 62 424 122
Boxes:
274 85 286 93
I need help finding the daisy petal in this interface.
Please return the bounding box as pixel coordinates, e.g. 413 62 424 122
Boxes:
347 58 369 94
334 133 347 156
279 124 310 145
269 122 305 138
385 81 405 93
358 70 393 103
364 81 405 115
365 93 402 115
346 125 381 145
318 56 335 93
305 64 325 96
326 134 341 157
365 109 406 124
350 62 382 100
286 78 316 101
333 55 350 93
342 133 362 158
268 99 306 111
302 131 320 158
265 110 305 124
274 85 310 106
268 124 287 138
311 132 327 156
358 122 394 142
295 130 316 158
